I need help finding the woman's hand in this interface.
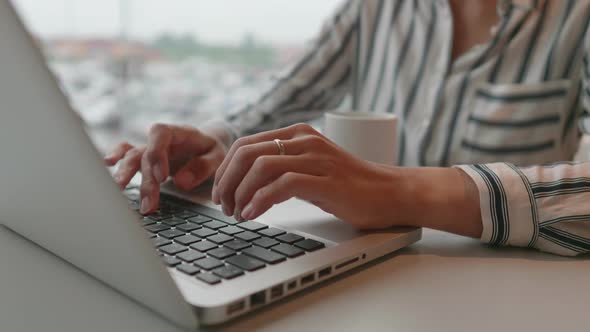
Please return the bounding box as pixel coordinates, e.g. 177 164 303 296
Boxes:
211 123 405 229
104 124 226 214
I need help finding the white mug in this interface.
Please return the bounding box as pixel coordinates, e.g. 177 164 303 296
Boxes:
324 111 398 165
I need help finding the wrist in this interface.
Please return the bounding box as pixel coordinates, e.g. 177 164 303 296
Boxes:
395 167 482 238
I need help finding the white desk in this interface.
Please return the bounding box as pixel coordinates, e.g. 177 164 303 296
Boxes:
1 202 588 332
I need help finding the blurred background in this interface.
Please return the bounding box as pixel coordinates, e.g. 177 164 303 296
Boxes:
13 0 343 150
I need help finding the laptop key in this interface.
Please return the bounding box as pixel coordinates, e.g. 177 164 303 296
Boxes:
152 237 172 248
212 265 244 280
207 247 236 260
176 250 206 262
188 215 212 224
142 218 156 226
174 234 201 246
145 223 170 233
146 213 173 221
271 243 304 258
159 229 185 239
176 264 200 275
192 228 217 238
175 222 201 232
295 239 325 252
235 231 261 242
253 237 279 249
219 226 244 235
224 239 251 251
196 273 221 285
194 257 224 270
276 233 304 244
174 210 198 219
225 255 265 271
258 227 286 238
159 243 188 255
162 255 181 267
162 218 186 227
207 233 234 244
242 246 286 264
203 220 227 230
190 240 218 252
237 221 268 232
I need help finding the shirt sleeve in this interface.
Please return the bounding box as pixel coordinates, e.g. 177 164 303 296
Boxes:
456 162 590 256
452 22 590 257
217 0 362 144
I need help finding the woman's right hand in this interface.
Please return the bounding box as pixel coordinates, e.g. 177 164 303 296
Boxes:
104 124 227 214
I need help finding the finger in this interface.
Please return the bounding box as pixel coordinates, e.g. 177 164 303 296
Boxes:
214 141 278 215
233 155 325 221
145 124 216 183
104 142 134 166
112 147 144 189
144 124 173 183
173 148 224 191
139 153 160 214
212 131 312 205
213 123 315 191
241 172 325 220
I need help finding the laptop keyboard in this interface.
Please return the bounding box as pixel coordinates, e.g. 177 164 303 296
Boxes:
124 188 325 286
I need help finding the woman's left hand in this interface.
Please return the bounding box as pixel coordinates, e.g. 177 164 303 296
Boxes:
211 123 404 229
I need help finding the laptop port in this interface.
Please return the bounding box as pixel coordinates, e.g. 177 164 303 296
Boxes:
287 280 297 291
270 285 284 300
301 273 315 286
335 256 359 270
318 266 332 278
226 300 245 315
250 291 266 307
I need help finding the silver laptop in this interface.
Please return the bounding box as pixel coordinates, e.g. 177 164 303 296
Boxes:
0 1 421 328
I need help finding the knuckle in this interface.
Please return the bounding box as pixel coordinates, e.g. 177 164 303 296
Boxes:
253 156 273 172
293 123 313 133
280 172 299 186
304 135 327 150
149 123 168 136
118 141 132 151
234 145 254 163
233 137 250 149
123 148 142 162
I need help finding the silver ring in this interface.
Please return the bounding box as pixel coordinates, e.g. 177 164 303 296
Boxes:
273 139 286 155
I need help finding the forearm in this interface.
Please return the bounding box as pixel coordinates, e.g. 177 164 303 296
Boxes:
392 166 483 238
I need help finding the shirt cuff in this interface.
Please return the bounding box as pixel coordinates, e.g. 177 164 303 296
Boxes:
455 163 537 248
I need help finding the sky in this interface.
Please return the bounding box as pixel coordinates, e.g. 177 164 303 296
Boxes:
12 0 344 44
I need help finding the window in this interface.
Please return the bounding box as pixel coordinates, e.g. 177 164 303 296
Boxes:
13 0 343 150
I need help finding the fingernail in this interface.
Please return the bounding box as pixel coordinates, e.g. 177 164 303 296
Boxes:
241 203 255 220
234 208 242 222
222 204 231 216
153 163 165 182
177 171 195 186
140 197 151 214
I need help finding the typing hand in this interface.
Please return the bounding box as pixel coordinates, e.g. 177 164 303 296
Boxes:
211 123 402 229
104 124 226 214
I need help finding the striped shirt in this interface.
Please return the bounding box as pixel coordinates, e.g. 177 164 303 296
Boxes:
215 0 590 256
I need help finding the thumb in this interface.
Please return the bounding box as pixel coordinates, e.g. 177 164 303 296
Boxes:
173 149 222 191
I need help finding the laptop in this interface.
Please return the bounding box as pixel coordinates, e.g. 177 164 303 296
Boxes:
0 1 421 328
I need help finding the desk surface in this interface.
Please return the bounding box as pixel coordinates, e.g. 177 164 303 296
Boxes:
1 201 588 332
